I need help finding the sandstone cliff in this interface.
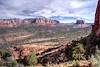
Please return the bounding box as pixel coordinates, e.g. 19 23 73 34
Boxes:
0 17 59 28
92 0 100 37
33 17 59 27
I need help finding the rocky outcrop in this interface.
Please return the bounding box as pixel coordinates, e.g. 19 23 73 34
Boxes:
73 20 89 28
83 0 100 57
0 17 59 28
6 39 92 66
76 20 84 24
0 19 17 28
33 17 59 27
7 44 61 60
92 0 100 37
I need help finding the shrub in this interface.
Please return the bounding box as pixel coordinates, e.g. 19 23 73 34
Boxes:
0 50 11 59
11 60 17 67
6 60 17 67
0 61 4 66
25 52 38 66
72 60 80 67
72 43 86 60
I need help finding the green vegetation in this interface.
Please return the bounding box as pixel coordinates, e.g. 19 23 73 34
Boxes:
68 43 87 67
0 24 92 66
0 50 11 59
25 52 38 66
72 60 80 67
0 61 4 66
72 43 86 60
10 60 17 67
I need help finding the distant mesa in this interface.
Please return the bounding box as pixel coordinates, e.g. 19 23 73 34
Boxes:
75 20 84 24
73 19 89 28
0 17 60 28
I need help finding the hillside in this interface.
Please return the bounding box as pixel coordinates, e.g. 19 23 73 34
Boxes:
0 18 93 67
0 22 91 48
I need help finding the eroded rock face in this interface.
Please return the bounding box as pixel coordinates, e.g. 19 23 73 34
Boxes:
0 19 29 28
7 44 59 60
92 0 100 37
34 17 59 27
0 17 59 28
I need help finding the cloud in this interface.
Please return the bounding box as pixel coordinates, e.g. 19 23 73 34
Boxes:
0 0 98 23
33 0 97 23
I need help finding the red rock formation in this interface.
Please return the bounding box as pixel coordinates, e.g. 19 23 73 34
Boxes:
34 17 59 27
7 44 59 60
92 0 100 37
0 17 59 28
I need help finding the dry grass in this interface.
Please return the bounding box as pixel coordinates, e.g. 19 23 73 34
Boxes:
26 60 90 67
26 63 68 67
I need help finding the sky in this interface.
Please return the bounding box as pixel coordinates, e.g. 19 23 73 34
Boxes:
0 0 98 23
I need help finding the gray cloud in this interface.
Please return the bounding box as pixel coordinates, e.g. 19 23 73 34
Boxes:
0 0 98 23
0 0 53 17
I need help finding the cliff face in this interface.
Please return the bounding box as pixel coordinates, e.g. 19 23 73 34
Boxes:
92 0 100 37
34 17 59 27
0 17 59 28
0 19 26 28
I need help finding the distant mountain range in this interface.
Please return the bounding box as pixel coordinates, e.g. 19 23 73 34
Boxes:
0 17 60 28
0 15 93 23
49 16 90 21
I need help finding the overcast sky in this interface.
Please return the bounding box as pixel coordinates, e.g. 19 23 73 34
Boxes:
0 0 98 23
